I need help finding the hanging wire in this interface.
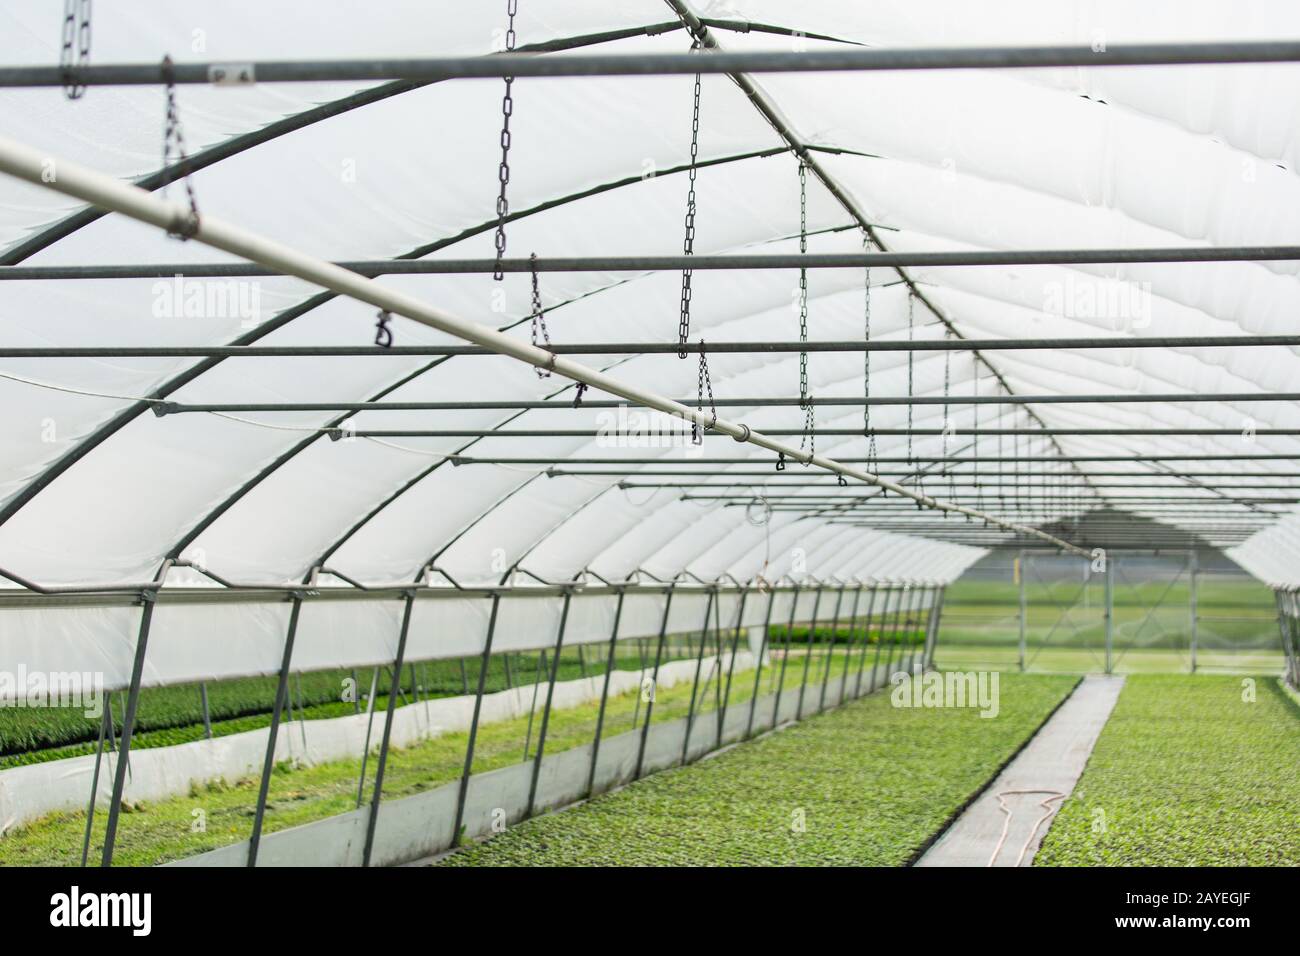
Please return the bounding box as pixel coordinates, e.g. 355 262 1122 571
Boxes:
678 42 703 359
943 328 955 509
159 55 200 240
492 0 519 281
692 338 717 445
745 495 774 586
529 253 552 378
60 0 91 100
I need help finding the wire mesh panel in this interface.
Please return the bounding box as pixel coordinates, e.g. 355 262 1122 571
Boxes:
1193 569 1285 673
936 549 1282 675
933 553 1026 670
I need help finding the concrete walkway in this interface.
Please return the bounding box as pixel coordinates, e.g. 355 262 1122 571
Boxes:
915 674 1125 867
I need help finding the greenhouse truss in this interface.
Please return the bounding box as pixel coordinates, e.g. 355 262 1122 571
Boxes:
0 0 1296 872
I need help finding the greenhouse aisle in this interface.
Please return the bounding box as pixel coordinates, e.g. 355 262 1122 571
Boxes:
915 674 1125 867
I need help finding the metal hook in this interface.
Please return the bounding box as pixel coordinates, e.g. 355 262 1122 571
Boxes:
374 310 393 348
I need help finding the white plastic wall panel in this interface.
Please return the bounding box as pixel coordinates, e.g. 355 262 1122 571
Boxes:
0 604 140 697
289 597 402 673
145 600 291 686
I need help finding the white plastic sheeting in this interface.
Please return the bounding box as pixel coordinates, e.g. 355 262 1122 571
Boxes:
0 584 937 696
0 3 1295 618
1230 518 1300 588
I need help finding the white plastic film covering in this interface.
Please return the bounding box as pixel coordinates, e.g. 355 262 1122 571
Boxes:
0 0 1292 681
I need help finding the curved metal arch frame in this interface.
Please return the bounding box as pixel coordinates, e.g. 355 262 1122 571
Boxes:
24 142 787 581
218 144 805 584
0 12 1132 596
0 20 727 533
8 74 1117 587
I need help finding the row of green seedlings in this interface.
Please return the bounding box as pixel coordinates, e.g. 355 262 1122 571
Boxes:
0 634 719 767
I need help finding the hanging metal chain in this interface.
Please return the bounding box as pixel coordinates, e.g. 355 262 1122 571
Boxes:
943 330 956 504
797 158 813 462
906 293 915 468
971 353 982 510
678 50 703 359
862 242 878 475
492 0 520 281
997 383 1006 506
160 56 200 240
799 403 815 463
941 329 951 470
692 338 716 445
1014 424 1022 517
529 253 553 378
797 158 810 406
907 295 927 502
60 0 91 100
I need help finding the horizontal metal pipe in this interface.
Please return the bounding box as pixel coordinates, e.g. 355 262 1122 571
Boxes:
11 245 1300 279
345 427 1300 437
8 41 1300 87
448 454 1300 464
775 520 1275 527
155 390 1300 414
832 515 1265 522
734 502 1284 512
825 520 1267 527
818 526 1265 535
813 522 1269 530
818 528 1266 537
827 529 1267 534
813 516 1278 522
8 335 1300 358
630 481 1300 490
810 505 1276 511
0 134 1082 553
726 502 1260 513
821 520 1268 528
733 506 1280 516
547 469 1300 479
695 494 1299 502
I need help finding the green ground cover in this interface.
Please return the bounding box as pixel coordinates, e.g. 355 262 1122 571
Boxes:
1036 674 1300 866
440 673 1077 866
765 624 925 645
933 645 1283 675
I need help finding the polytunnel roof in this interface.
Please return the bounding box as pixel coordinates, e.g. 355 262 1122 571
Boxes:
2 0 1300 593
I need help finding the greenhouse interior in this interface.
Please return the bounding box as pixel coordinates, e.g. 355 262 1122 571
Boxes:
0 0 1296 886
